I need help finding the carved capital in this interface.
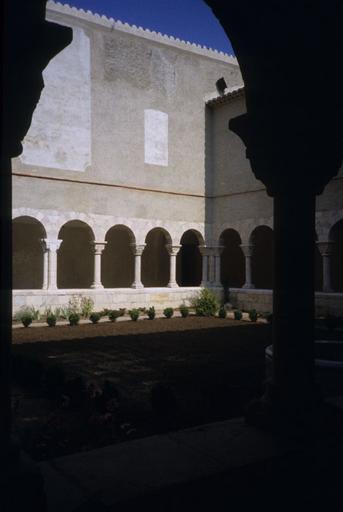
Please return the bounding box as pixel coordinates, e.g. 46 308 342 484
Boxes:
240 244 254 257
166 244 181 256
92 241 107 255
43 238 62 252
131 243 146 256
316 241 334 257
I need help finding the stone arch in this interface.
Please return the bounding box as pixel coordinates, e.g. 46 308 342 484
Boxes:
176 229 203 286
219 228 245 288
102 225 135 288
250 225 274 289
329 219 343 292
13 216 47 289
57 220 95 289
142 227 171 287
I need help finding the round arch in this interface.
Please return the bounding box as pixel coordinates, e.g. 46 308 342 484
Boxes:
102 225 135 288
250 225 274 289
219 228 244 288
57 220 94 289
329 219 343 292
176 230 203 286
142 227 171 287
13 216 46 289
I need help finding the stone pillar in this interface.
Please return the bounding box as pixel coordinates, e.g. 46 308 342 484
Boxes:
45 239 62 290
212 246 224 287
41 239 48 290
131 244 146 289
91 242 107 289
316 241 334 293
240 244 255 289
166 244 181 288
199 246 209 287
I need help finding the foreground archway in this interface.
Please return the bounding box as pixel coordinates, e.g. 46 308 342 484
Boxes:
142 228 171 287
250 226 274 289
177 230 202 286
57 220 94 289
102 225 135 288
13 216 46 289
220 229 244 288
330 219 343 292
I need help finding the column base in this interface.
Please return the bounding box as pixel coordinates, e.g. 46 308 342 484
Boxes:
242 283 255 289
131 283 144 289
90 284 104 290
167 282 179 288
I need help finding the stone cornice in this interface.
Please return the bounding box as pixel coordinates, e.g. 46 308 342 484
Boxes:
47 1 238 65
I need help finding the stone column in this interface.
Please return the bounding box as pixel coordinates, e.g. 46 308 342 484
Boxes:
212 246 224 287
40 239 48 290
240 244 255 289
166 244 181 288
91 242 107 289
199 246 209 287
131 244 146 289
316 241 334 293
45 239 62 290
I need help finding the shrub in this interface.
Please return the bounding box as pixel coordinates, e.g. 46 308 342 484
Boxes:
14 305 40 322
218 305 227 319
129 309 140 321
108 310 121 322
21 314 33 328
147 306 156 320
46 313 57 327
163 307 174 319
234 309 242 320
179 304 189 318
80 296 94 318
249 309 258 322
90 312 101 324
191 288 218 317
68 313 80 326
100 308 110 317
119 308 126 316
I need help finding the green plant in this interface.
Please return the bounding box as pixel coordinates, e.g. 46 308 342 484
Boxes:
234 309 243 320
90 312 101 324
119 308 126 316
218 305 227 319
163 307 174 319
249 309 258 322
179 304 189 318
21 314 33 327
68 313 80 326
191 288 219 317
14 305 40 322
147 306 156 320
67 295 82 315
80 296 94 318
108 310 121 322
129 308 140 321
46 313 57 327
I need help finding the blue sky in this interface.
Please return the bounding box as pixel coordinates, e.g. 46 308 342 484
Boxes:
65 0 234 54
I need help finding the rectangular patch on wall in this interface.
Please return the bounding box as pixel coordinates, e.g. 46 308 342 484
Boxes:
144 109 168 166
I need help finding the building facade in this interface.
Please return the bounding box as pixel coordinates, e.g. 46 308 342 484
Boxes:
12 1 343 315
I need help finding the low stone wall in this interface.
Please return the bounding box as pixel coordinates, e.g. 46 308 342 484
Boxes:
13 287 203 315
228 288 343 317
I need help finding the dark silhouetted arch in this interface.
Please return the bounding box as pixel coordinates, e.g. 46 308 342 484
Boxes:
330 219 343 292
102 225 135 288
177 230 202 286
250 225 274 289
219 229 244 288
142 228 171 287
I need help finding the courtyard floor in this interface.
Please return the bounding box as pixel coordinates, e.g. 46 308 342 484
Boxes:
12 317 271 460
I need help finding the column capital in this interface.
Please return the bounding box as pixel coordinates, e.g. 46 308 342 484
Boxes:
130 243 146 256
240 243 254 257
211 245 224 256
316 240 334 257
199 245 211 256
166 244 181 256
43 238 62 252
92 241 107 255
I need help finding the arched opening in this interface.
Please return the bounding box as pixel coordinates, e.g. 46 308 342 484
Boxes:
176 230 203 286
314 232 323 292
220 229 244 288
102 225 135 288
330 219 343 292
250 226 274 289
57 220 94 289
142 228 171 287
13 216 46 289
